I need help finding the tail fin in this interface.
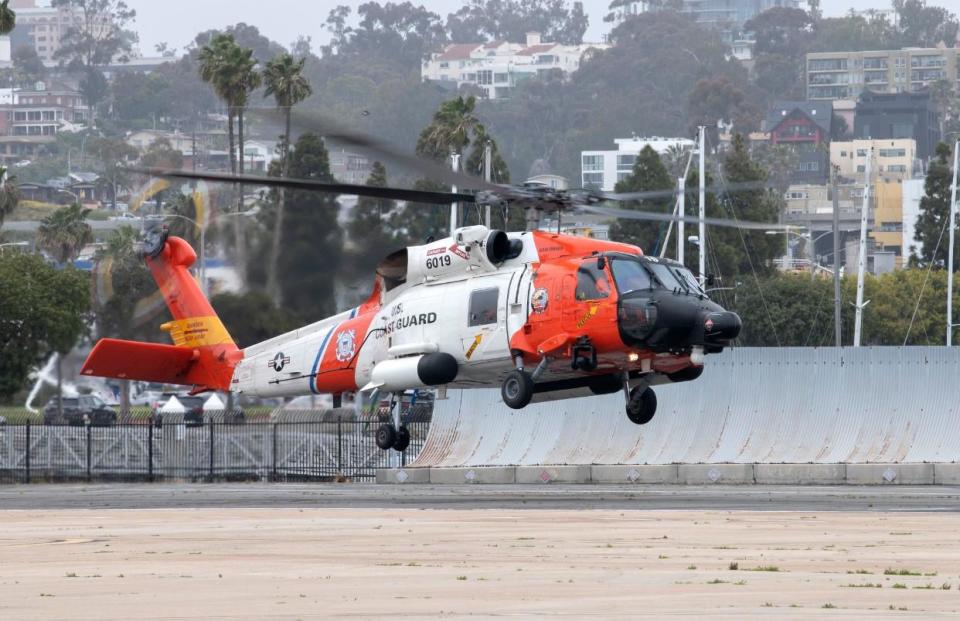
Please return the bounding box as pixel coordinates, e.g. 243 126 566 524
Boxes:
81 235 242 392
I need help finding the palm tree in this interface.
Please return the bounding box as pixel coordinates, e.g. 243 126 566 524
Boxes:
199 34 240 173
263 53 312 299
229 45 261 176
416 96 482 161
263 53 312 176
199 34 259 271
0 1 16 35
37 203 93 265
0 166 20 227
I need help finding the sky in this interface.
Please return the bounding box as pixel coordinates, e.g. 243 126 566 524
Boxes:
122 0 957 56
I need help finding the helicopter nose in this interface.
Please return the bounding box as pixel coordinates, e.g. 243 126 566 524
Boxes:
702 311 741 343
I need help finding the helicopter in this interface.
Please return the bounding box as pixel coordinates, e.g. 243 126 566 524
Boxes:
80 119 785 452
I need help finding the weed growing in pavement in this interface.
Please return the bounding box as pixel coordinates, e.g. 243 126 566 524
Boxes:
892 583 907 589
884 568 921 576
707 579 728 584
728 562 739 570
842 583 882 588
822 603 836 609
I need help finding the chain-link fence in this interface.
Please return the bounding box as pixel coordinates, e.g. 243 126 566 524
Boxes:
0 419 429 482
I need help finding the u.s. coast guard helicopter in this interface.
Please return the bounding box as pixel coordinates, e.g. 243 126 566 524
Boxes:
81 128 781 452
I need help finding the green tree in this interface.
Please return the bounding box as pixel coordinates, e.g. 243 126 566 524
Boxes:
686 76 761 139
12 45 45 87
710 134 781 280
914 142 955 267
0 253 89 402
0 167 20 227
0 0 15 35
211 291 301 348
263 52 312 299
89 136 137 209
446 0 589 44
607 145 675 256
138 137 183 170
346 162 400 290
37 203 93 264
893 0 959 48
53 0 137 120
274 133 343 319
731 273 836 346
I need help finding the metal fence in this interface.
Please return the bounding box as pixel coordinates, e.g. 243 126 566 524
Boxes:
0 420 430 482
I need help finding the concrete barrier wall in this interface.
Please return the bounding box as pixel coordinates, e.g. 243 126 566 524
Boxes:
411 347 960 468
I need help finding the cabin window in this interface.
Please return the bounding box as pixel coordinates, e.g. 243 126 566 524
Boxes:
576 260 611 300
468 287 499 326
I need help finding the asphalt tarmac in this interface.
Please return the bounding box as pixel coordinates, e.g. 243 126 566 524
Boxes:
2 482 960 511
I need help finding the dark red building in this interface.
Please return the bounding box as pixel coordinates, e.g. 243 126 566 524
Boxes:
765 101 832 183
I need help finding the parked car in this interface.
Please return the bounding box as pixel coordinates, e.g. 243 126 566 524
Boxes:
43 396 117 426
108 212 139 222
152 394 244 427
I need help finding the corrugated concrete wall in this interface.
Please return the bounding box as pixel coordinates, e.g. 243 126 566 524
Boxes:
412 347 960 467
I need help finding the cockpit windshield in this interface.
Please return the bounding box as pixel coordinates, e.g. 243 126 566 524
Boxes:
610 259 652 294
610 257 706 297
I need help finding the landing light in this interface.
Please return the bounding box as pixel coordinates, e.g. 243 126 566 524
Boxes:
628 352 640 362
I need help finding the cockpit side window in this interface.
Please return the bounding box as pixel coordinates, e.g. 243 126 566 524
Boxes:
575 259 612 300
610 259 652 294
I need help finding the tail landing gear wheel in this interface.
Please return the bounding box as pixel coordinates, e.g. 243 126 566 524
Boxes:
626 386 657 425
376 423 397 450
393 425 410 452
501 370 535 409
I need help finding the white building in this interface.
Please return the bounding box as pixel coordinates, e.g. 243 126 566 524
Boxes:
581 137 695 192
422 32 608 100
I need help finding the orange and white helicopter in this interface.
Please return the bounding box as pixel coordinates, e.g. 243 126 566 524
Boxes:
81 146 782 452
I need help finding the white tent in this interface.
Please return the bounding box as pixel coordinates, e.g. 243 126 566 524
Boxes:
159 395 185 414
203 394 226 411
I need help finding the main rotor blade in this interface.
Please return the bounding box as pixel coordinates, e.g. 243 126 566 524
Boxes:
580 204 796 231
129 168 476 205
603 180 770 202
249 107 500 193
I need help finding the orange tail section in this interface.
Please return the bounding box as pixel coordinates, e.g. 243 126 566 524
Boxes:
81 236 242 392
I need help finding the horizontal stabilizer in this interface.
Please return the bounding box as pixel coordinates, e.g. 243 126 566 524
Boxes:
81 338 198 385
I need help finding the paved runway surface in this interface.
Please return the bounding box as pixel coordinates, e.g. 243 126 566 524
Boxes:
3 482 960 511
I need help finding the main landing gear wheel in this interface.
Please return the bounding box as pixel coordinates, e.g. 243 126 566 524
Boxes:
376 423 397 450
376 423 411 451
626 386 657 425
393 425 411 452
501 369 535 409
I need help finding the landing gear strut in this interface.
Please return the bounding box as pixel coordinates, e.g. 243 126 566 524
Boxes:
375 393 411 452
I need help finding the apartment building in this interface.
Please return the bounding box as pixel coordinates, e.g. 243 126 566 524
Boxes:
608 0 800 38
422 33 607 100
806 46 960 101
9 0 69 65
830 139 919 183
580 136 695 192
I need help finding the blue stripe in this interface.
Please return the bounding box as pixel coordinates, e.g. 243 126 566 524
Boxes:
309 327 336 394
349 307 357 319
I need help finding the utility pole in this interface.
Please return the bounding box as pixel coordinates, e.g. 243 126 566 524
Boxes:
698 125 706 285
853 148 872 347
484 142 492 228
832 166 841 347
677 175 685 265
450 152 460 236
947 140 959 346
